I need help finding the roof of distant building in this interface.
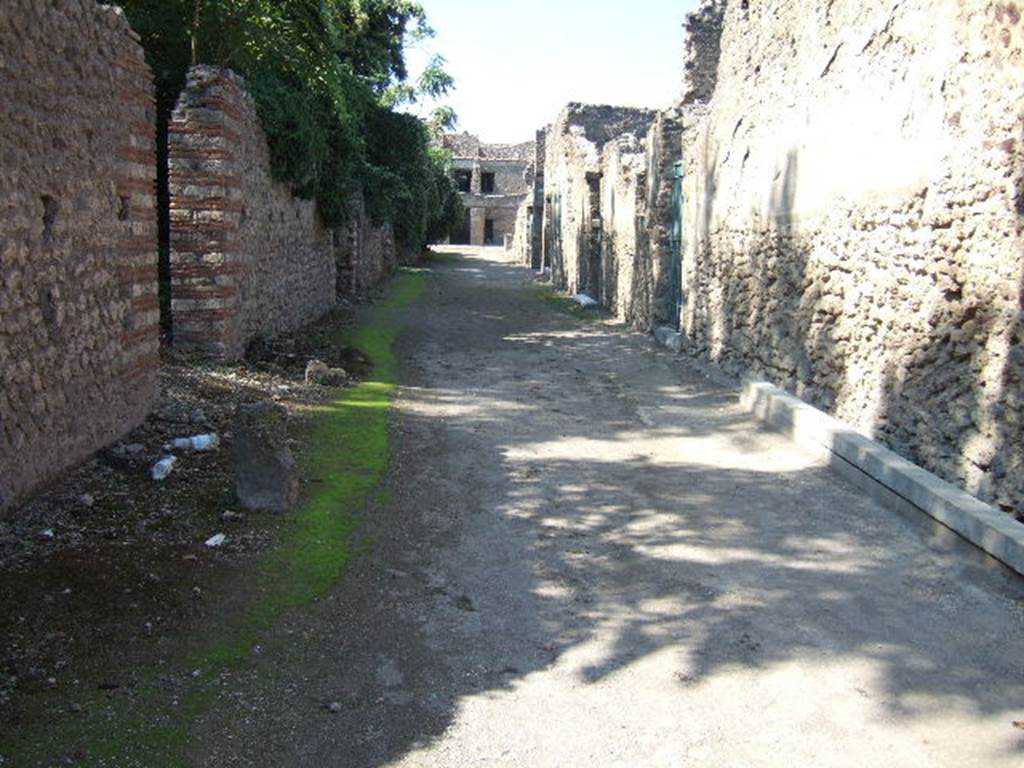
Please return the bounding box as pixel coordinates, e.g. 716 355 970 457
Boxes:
442 132 535 161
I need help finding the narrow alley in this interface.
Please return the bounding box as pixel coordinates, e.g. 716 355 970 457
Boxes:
190 247 1024 767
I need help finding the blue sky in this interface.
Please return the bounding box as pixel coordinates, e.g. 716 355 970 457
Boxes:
405 0 697 143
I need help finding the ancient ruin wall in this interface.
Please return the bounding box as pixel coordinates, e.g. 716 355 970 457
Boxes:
599 134 650 324
681 0 727 105
0 0 159 512
334 194 397 295
542 105 658 296
169 66 336 359
529 128 548 269
682 0 1024 513
594 109 687 330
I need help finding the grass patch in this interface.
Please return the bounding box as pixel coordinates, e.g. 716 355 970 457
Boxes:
2 271 427 767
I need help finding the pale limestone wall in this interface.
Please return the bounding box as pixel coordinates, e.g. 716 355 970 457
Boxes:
0 0 159 512
169 66 335 359
594 109 687 330
599 134 649 322
542 104 658 298
681 0 1024 513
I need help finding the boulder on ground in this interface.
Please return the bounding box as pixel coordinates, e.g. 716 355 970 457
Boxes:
234 401 299 513
305 359 348 387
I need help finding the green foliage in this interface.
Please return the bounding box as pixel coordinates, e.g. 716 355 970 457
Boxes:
118 0 463 246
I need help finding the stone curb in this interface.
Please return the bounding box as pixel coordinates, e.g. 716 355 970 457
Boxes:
740 379 1024 576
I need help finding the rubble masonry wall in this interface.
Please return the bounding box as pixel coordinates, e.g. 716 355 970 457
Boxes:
0 0 159 512
681 0 1024 512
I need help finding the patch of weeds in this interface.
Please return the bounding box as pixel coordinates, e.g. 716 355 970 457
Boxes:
529 283 608 325
1 271 427 767
421 249 461 265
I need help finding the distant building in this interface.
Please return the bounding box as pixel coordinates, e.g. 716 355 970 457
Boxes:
442 133 534 246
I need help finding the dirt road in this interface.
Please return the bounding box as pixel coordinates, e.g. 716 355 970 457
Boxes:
193 246 1024 767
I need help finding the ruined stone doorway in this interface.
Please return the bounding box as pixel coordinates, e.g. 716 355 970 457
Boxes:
484 218 494 245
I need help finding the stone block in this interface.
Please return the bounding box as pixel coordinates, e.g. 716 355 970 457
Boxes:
234 401 300 513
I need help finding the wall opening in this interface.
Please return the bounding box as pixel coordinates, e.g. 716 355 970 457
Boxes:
40 195 59 242
481 172 496 194
455 169 472 192
484 217 495 244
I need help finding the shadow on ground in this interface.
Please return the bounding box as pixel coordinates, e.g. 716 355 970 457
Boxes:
190 247 1024 767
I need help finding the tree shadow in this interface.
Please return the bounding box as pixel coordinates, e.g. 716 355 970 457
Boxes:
191 248 1024 766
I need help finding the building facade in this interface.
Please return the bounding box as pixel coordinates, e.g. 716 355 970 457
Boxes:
443 133 534 246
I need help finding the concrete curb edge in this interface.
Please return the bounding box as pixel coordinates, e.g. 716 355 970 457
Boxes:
740 378 1024 576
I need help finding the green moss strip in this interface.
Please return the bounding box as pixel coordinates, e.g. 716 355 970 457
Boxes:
3 270 427 766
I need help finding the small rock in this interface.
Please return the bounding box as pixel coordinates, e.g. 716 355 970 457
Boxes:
305 359 348 387
190 408 207 425
327 701 342 714
77 493 95 508
38 528 55 540
205 533 226 548
454 594 476 612
68 702 83 714
124 443 145 455
221 510 243 523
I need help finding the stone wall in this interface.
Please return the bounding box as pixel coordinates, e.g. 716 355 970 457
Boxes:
541 104 658 300
680 0 1024 514
681 0 727 105
598 133 649 322
0 0 159 512
334 194 398 295
169 66 336 359
595 108 687 330
529 128 548 268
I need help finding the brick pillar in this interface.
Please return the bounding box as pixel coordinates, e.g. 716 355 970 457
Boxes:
114 61 161 388
168 66 246 359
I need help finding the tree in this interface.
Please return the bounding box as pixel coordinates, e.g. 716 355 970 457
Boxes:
117 0 463 246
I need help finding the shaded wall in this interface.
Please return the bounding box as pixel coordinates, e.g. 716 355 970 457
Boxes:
0 0 159 512
597 109 686 330
681 0 1024 513
168 66 336 359
334 194 398 295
